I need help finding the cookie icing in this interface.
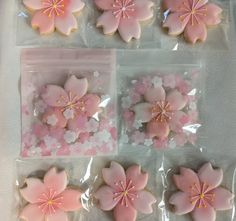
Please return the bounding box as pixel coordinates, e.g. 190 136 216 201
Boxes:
95 161 156 221
162 0 222 43
23 0 85 35
20 167 82 221
169 162 234 221
133 86 188 140
95 0 154 42
41 75 101 132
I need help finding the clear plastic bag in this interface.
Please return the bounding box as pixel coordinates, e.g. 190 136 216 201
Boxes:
159 149 236 221
20 48 117 158
14 147 160 221
16 0 231 50
119 50 204 150
160 0 231 50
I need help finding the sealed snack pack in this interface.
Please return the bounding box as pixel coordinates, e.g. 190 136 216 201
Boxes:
15 147 160 221
160 0 230 50
160 150 236 221
17 0 231 50
20 48 117 158
120 60 203 150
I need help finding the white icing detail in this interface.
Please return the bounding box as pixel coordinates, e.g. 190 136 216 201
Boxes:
63 108 75 120
46 115 58 126
64 130 78 144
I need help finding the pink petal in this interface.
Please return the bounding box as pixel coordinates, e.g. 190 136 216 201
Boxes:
80 94 101 117
23 0 43 10
96 11 119 35
163 12 189 36
31 10 55 35
59 189 82 211
147 120 170 140
41 85 68 107
64 76 88 101
191 206 216 221
67 0 85 13
162 0 184 12
132 190 156 214
133 0 154 21
114 203 137 221
173 167 200 192
95 0 114 10
198 162 223 190
118 18 141 42
42 108 67 128
20 204 44 221
133 103 152 123
166 90 187 111
67 115 88 132
55 12 78 36
169 191 195 215
44 168 68 194
125 165 148 191
194 0 208 10
20 178 47 203
169 111 189 133
211 187 234 210
144 87 166 103
102 161 126 189
46 210 68 221
201 3 222 26
183 21 207 44
94 186 118 211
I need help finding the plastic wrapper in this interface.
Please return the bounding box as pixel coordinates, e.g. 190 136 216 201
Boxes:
160 0 231 50
14 147 160 221
16 0 230 50
16 0 161 48
20 48 117 158
119 52 204 150
159 149 236 221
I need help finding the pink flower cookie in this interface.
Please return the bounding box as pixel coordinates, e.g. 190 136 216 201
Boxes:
162 0 222 44
169 162 234 221
133 87 188 140
41 75 101 133
95 161 156 221
23 0 85 35
20 167 82 221
95 0 154 42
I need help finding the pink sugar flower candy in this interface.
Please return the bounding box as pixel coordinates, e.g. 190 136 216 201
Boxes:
133 86 188 140
41 75 101 132
23 0 85 35
20 167 83 221
95 0 154 42
169 162 234 221
162 0 222 44
95 161 156 221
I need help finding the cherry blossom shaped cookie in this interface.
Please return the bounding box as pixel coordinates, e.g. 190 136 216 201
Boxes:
169 162 234 221
23 0 85 35
95 0 154 42
95 161 156 221
20 167 82 221
162 0 222 43
41 75 101 133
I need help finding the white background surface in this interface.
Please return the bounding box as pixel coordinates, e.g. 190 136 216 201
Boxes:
0 0 236 220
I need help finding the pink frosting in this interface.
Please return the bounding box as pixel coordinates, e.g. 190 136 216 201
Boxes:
23 0 85 35
169 162 234 221
162 0 222 43
95 161 156 221
95 0 154 42
20 167 82 221
41 75 101 133
132 86 188 140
